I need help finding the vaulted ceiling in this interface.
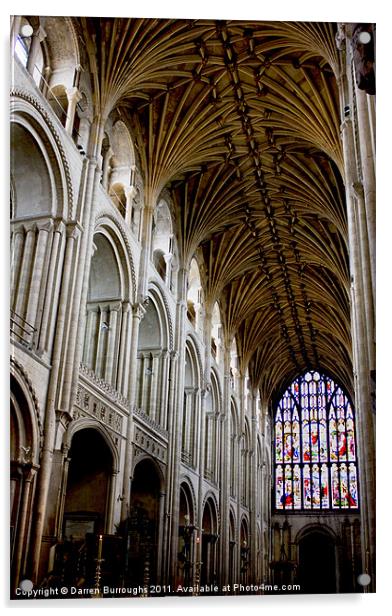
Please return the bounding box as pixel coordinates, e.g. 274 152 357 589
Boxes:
76 17 351 400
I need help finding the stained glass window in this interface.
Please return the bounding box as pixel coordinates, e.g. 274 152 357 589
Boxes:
274 371 359 511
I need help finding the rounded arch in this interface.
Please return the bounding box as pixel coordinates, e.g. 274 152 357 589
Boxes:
230 396 239 436
10 360 42 465
295 522 337 545
10 91 73 218
94 213 137 300
92 217 135 301
240 515 250 542
64 418 119 472
146 282 174 351
201 492 220 530
209 368 222 413
131 454 165 492
185 333 204 384
179 480 196 525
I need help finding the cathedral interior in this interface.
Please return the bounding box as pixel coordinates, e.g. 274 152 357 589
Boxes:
10 15 375 597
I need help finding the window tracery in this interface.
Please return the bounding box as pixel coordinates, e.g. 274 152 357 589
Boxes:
274 370 359 511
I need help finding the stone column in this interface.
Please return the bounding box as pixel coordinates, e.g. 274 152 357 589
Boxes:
156 491 166 584
161 350 178 583
352 182 375 370
149 351 161 423
101 146 113 191
65 86 82 136
38 219 65 353
159 350 170 428
26 25 46 76
219 346 231 586
137 203 154 300
30 223 80 582
353 84 376 305
95 305 108 377
53 446 71 540
120 302 146 521
82 305 97 366
12 465 38 590
249 393 258 582
168 267 188 583
105 470 118 534
116 301 132 396
25 219 52 331
10 225 25 309
14 223 36 320
341 112 375 588
104 302 121 384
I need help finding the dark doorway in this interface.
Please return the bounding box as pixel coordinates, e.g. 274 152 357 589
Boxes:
126 458 161 586
298 530 336 593
63 428 112 539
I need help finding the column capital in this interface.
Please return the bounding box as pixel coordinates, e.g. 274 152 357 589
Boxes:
23 221 37 234
132 301 147 319
53 218 66 234
36 218 54 233
65 221 82 239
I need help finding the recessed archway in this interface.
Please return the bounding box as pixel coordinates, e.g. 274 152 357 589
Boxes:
126 457 163 586
297 527 337 593
62 428 113 541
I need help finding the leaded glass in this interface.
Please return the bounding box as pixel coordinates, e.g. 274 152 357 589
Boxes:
274 370 359 511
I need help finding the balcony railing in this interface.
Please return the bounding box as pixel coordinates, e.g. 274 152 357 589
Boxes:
10 310 36 350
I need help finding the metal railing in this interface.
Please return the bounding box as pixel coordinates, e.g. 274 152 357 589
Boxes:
10 310 36 350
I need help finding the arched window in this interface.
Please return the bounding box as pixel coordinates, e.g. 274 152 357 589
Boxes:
274 370 359 511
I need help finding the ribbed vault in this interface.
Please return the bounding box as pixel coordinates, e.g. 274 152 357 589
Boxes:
76 17 352 400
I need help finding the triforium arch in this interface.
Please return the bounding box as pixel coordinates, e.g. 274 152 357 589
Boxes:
82 223 134 393
182 335 203 468
136 284 172 429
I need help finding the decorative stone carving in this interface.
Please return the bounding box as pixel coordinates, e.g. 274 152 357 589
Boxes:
75 382 123 434
79 363 129 408
134 425 166 462
133 406 168 439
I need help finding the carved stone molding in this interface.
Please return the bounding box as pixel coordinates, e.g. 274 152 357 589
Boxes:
75 382 124 434
134 426 167 463
79 363 129 408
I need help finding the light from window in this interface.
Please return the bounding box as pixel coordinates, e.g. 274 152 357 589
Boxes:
15 37 29 66
274 370 359 511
